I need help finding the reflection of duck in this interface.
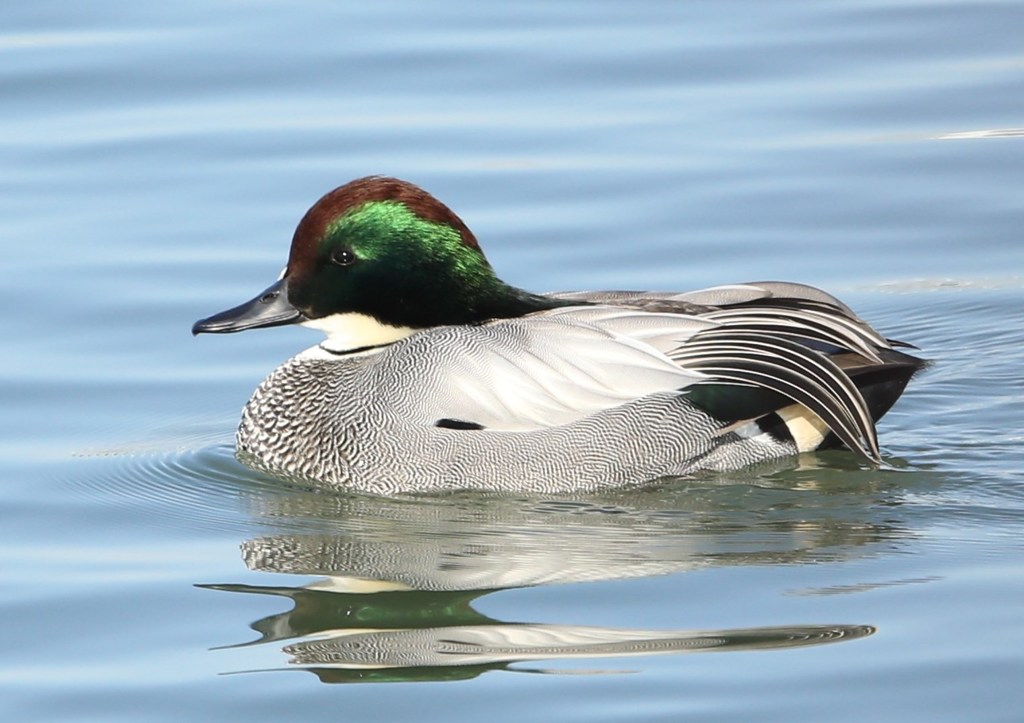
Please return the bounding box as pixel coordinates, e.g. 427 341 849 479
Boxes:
204 481 898 682
236 475 908 591
205 582 873 683
193 176 924 494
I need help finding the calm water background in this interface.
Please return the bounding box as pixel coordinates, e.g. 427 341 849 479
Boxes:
3 1 1023 721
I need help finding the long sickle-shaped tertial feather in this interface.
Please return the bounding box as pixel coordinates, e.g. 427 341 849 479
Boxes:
700 306 887 363
670 329 881 462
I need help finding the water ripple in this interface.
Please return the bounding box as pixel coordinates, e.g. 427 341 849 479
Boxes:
59 441 289 535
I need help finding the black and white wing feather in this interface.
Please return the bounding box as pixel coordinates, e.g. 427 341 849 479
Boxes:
550 281 924 462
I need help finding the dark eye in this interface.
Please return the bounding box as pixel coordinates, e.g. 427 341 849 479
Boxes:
330 247 358 267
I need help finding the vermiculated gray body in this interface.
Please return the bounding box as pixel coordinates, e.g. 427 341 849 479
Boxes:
237 305 800 495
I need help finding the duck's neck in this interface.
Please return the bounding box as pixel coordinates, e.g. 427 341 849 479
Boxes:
365 275 582 331
306 285 581 354
465 282 581 323
302 312 420 354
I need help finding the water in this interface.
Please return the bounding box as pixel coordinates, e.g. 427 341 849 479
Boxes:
2 1 1023 720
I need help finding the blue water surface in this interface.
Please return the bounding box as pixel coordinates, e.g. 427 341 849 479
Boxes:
2 1 1023 721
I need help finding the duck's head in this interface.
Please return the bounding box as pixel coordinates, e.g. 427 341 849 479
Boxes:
193 176 555 352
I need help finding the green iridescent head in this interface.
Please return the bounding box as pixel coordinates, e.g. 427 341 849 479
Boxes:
284 177 504 328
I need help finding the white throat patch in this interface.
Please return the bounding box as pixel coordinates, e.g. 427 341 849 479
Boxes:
302 312 417 353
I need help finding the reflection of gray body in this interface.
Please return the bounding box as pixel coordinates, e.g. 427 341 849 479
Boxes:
284 623 873 669
238 478 906 592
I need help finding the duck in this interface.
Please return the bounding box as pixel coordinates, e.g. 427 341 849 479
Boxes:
193 176 925 495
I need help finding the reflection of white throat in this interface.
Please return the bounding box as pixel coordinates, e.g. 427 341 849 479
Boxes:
301 312 417 353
